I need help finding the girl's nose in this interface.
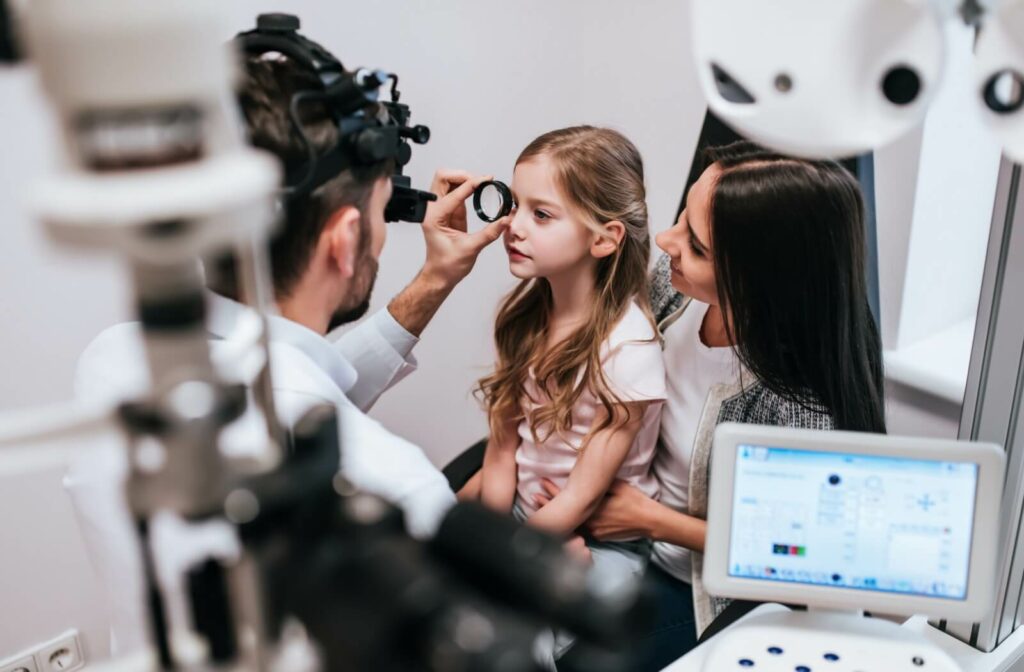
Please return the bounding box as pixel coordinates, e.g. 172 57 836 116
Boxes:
507 210 527 239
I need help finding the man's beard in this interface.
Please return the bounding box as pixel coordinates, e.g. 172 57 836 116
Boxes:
328 254 379 331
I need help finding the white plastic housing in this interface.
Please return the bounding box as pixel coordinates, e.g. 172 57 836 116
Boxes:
20 0 280 261
690 0 947 158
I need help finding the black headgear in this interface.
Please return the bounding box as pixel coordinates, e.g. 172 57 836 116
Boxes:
234 13 436 222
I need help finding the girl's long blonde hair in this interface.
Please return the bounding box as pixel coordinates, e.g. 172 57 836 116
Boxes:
477 126 654 446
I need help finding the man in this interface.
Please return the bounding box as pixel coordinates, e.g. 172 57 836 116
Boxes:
67 46 506 653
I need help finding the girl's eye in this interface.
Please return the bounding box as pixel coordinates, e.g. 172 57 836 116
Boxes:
534 209 551 221
688 238 705 258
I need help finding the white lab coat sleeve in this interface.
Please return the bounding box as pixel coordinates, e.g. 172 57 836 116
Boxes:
73 323 150 407
332 308 419 413
284 387 456 540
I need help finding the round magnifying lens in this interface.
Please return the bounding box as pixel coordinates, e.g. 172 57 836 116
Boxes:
473 180 513 223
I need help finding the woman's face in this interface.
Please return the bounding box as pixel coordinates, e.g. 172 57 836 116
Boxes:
655 163 720 306
503 156 596 280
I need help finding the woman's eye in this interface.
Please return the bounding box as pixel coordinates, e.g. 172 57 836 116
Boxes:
688 238 705 258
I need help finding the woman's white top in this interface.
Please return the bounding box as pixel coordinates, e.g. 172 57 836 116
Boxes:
651 299 741 583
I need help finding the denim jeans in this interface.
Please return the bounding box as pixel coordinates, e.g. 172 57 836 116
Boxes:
631 563 699 671
557 562 699 672
512 504 651 668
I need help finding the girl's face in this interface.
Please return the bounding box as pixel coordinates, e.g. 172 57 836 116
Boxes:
655 163 720 306
504 156 598 280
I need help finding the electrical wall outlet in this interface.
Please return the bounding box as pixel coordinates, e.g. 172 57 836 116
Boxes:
0 655 39 672
0 631 83 672
33 632 83 672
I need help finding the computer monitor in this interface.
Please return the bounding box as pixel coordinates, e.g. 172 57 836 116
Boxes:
704 423 1005 621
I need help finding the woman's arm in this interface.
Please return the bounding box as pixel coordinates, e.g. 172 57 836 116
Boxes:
535 478 707 551
634 493 707 551
527 402 648 537
479 418 519 513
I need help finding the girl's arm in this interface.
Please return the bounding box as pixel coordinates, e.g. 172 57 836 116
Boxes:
456 470 482 501
479 417 520 513
527 402 648 537
535 478 707 551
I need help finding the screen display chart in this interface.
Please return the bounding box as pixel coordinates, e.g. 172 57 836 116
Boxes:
727 445 978 600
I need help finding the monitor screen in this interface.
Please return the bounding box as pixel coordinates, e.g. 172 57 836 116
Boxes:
727 445 979 600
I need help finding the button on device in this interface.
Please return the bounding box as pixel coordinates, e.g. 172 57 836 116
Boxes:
823 653 840 661
768 646 784 655
795 667 812 672
738 660 755 667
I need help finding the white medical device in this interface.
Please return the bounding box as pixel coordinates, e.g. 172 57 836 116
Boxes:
690 0 949 158
698 423 1005 671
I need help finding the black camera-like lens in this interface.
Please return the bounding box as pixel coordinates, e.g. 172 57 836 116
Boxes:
881 65 922 106
473 180 513 223
984 69 1024 114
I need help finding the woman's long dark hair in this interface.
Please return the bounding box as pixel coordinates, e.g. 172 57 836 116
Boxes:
705 142 886 433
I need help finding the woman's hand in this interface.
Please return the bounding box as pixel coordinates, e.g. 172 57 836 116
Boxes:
535 478 656 542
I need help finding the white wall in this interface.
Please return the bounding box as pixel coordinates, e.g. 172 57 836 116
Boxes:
0 459 112 662
0 410 116 663
886 381 962 440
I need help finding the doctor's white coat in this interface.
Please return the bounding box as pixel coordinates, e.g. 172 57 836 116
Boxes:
65 293 457 654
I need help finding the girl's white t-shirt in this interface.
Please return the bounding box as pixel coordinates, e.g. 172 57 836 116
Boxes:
514 302 667 520
651 299 741 583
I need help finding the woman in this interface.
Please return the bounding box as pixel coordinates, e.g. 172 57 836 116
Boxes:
536 141 886 670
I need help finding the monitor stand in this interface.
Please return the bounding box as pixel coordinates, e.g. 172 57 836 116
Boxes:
700 608 961 671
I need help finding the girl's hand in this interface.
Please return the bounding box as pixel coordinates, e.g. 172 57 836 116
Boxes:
564 535 593 565
535 478 656 542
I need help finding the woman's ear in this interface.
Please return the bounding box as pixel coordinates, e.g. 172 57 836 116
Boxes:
591 220 626 259
323 205 362 279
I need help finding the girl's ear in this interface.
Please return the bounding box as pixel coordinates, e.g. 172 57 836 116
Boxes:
591 220 626 259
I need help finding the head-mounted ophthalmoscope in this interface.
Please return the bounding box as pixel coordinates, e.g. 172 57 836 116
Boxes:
235 13 437 222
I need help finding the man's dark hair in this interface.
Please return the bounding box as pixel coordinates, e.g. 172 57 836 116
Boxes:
208 54 393 300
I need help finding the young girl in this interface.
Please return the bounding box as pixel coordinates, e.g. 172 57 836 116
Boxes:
476 126 666 591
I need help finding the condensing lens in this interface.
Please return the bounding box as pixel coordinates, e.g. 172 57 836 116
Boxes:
479 184 502 219
473 180 513 223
